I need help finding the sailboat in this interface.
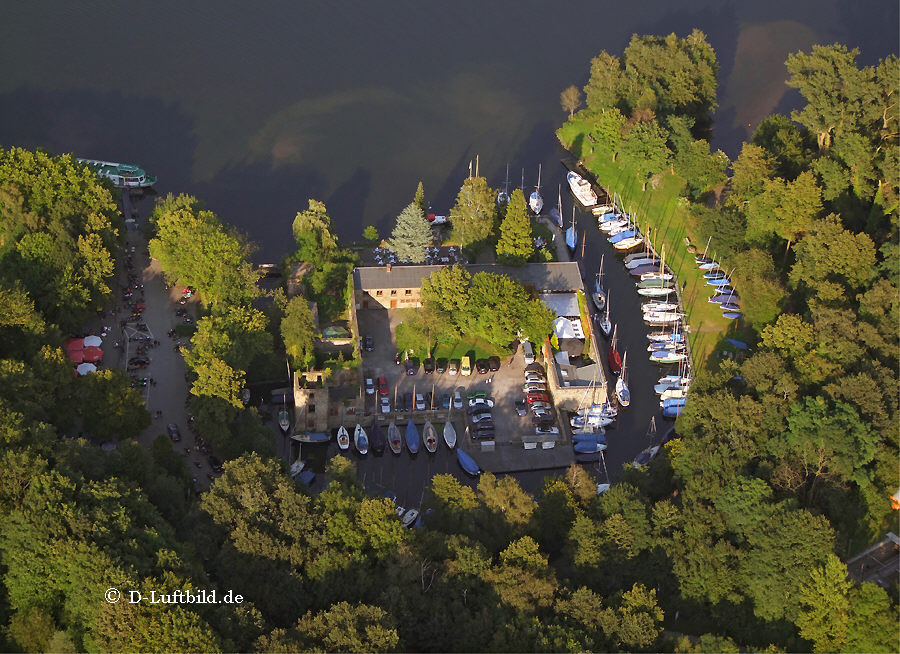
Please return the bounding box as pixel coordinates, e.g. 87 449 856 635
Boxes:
443 419 457 449
549 185 563 228
336 425 350 450
496 163 510 206
529 163 543 214
456 448 481 476
592 254 607 311
387 421 402 454
565 206 577 252
423 420 438 453
370 422 386 454
615 352 630 407
405 419 420 454
574 439 607 453
642 300 679 313
598 291 612 337
607 325 622 374
354 423 369 455
278 391 291 434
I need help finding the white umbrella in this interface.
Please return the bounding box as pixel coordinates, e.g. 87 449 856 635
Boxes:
83 335 102 347
76 362 97 376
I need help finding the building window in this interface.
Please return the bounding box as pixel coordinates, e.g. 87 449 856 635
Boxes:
376 290 383 297
308 404 315 413
390 290 397 296
405 289 412 296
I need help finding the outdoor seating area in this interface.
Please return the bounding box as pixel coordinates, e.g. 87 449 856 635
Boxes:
370 246 466 267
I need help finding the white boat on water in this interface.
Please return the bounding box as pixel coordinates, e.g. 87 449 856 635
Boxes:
599 218 628 232
592 254 607 312
598 291 612 337
529 164 544 214
644 311 682 325
640 271 674 282
567 171 598 206
77 158 157 188
423 420 438 453
642 300 679 313
637 286 675 297
592 203 615 216
443 420 457 449
615 352 630 408
613 236 643 250
650 349 687 364
354 424 369 455
387 422 402 454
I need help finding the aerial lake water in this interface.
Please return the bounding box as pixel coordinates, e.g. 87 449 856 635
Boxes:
1 0 896 262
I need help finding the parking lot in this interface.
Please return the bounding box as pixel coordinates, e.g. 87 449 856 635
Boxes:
355 308 574 472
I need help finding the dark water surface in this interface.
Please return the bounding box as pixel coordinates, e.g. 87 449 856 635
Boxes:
1 1 896 261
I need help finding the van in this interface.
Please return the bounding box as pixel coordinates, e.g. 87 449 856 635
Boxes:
460 356 471 376
522 341 535 365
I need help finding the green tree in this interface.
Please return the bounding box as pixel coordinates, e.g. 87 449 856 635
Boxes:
185 306 272 374
292 199 338 265
560 85 582 116
583 51 625 112
727 248 786 326
258 602 399 653
390 202 432 263
728 143 774 207
190 356 245 408
420 265 471 318
79 369 151 440
619 120 671 188
752 113 814 179
449 176 496 247
745 170 822 251
281 296 317 369
600 584 664 650
495 189 534 265
362 225 379 243
795 553 852 652
413 180 427 216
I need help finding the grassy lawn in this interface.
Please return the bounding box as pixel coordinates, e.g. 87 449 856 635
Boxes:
559 116 733 368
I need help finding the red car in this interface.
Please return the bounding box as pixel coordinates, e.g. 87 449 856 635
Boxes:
377 376 389 396
526 391 550 404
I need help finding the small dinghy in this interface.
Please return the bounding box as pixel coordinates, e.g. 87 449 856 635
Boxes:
370 422 386 455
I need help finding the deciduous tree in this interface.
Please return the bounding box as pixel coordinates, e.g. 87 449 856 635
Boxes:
449 176 496 247
560 85 582 116
281 296 317 369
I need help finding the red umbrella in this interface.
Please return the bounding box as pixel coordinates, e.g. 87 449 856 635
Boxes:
81 346 104 363
67 349 85 363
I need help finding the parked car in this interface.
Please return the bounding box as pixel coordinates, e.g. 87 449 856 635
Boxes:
526 391 551 404
448 359 459 375
402 393 412 412
128 357 149 368
423 358 435 374
362 335 375 351
531 411 555 425
515 399 527 416
471 412 493 424
167 424 181 442
380 397 391 414
467 401 493 415
436 358 447 374
467 390 487 401
364 378 375 395
377 376 389 396
453 388 463 409
441 392 451 409
535 425 559 435
415 393 426 411
405 358 418 375
468 397 494 408
471 427 494 440
475 359 489 374
488 356 501 371
460 356 471 376
524 372 545 383
523 382 548 393
529 401 553 412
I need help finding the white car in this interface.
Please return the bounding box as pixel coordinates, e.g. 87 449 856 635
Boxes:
468 397 494 409
380 397 391 414
535 425 559 435
529 401 552 412
365 378 375 395
415 393 426 411
525 373 545 383
453 389 463 409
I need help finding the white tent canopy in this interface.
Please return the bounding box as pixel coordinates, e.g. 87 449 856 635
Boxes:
83 335 102 347
76 362 97 376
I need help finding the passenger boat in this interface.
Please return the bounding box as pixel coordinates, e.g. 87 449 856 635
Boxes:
423 421 438 453
370 422 386 454
387 422 402 454
529 164 544 214
456 448 481 476
405 420 420 454
336 425 350 450
443 420 457 449
567 170 598 206
77 158 157 188
614 352 630 408
354 424 369 455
